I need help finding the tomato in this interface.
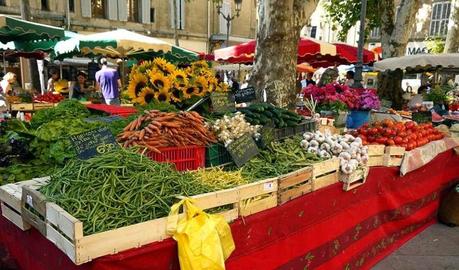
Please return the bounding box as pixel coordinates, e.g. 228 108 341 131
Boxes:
402 138 409 144
405 121 416 130
411 134 418 140
369 128 379 136
367 136 375 143
387 139 395 146
362 140 368 145
394 136 403 144
398 131 407 138
383 119 395 128
358 128 367 135
359 135 367 141
376 137 387 145
400 143 408 149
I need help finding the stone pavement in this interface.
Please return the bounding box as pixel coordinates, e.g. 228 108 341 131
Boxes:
373 223 459 270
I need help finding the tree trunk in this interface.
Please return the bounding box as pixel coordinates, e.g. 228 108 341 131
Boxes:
173 0 179 46
444 0 459 53
249 0 318 108
19 0 40 91
378 0 420 109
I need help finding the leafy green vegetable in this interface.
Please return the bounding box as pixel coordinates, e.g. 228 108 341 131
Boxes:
31 100 90 128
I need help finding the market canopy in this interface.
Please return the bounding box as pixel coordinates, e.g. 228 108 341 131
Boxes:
53 29 198 62
0 15 64 43
374 53 459 72
214 38 377 67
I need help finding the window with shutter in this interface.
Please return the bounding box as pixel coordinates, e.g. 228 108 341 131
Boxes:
430 1 451 36
127 0 139 22
170 0 185 30
69 0 75 12
92 0 105 18
150 8 155 23
81 0 92 17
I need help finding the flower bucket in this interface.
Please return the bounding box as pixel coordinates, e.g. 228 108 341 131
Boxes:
346 110 370 129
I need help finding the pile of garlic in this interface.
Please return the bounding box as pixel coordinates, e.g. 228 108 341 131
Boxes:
212 112 261 146
300 131 369 174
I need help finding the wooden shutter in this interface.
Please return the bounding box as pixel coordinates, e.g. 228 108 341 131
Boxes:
179 0 185 29
106 0 118 20
81 0 91 18
118 0 127 21
140 0 151 24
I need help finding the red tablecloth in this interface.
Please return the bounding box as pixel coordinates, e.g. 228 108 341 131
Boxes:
1 150 458 270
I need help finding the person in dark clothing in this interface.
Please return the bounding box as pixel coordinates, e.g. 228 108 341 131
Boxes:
231 78 239 92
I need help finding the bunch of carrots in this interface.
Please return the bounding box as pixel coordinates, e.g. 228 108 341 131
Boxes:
118 110 216 153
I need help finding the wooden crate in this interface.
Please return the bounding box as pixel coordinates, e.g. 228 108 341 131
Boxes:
312 158 340 191
11 103 33 111
33 103 55 110
238 178 278 216
277 167 313 204
384 146 405 167
340 167 369 191
367 145 386 167
20 181 181 265
189 177 278 218
0 177 49 231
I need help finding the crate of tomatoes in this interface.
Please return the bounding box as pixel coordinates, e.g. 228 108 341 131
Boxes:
351 120 444 151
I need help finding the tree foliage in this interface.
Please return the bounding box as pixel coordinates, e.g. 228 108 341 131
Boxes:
324 0 381 41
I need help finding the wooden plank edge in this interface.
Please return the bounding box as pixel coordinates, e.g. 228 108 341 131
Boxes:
46 202 83 241
238 178 278 200
239 195 277 217
279 183 312 204
1 203 31 231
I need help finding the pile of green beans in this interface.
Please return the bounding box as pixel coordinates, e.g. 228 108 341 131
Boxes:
241 136 323 182
40 148 213 235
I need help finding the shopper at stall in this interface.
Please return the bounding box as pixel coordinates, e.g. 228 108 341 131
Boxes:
345 71 355 86
95 58 122 105
72 71 92 99
0 72 17 95
47 69 60 93
408 85 427 109
305 73 316 87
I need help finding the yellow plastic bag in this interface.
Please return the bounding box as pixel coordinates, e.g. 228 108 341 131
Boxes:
167 198 235 270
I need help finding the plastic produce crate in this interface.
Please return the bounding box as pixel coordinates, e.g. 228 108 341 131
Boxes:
146 146 206 171
273 120 317 141
206 144 233 167
85 104 137 117
411 111 431 123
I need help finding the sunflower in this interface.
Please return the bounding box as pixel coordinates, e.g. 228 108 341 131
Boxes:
170 87 183 103
127 73 149 99
216 82 229 93
194 76 209 96
152 58 175 75
169 69 189 88
136 60 155 74
183 86 199 99
155 88 172 103
184 67 194 77
136 87 156 105
149 70 171 93
152 58 168 69
191 60 209 70
207 77 219 92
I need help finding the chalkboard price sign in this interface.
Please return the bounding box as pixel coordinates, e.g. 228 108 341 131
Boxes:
210 92 235 113
70 127 118 159
226 133 259 167
234 87 256 103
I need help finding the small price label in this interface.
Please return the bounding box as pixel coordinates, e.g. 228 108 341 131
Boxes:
264 182 274 191
26 194 33 207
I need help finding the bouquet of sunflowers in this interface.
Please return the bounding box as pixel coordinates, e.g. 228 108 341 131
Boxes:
127 58 228 105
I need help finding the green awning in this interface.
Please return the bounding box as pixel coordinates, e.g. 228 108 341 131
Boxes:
1 31 78 53
0 15 64 43
53 29 198 63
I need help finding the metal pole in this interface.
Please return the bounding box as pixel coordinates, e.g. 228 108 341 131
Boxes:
352 0 367 88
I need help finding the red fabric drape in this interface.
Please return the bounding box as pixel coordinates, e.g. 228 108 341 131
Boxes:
0 150 458 270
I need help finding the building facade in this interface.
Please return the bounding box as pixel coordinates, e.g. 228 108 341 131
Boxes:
302 0 454 56
0 0 258 52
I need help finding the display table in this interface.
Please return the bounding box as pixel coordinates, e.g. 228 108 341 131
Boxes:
1 150 458 270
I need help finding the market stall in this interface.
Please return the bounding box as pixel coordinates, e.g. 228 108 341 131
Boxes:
214 37 377 67
1 56 459 270
0 150 458 270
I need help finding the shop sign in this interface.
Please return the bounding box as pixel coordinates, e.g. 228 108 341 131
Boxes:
70 127 118 159
226 133 259 167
